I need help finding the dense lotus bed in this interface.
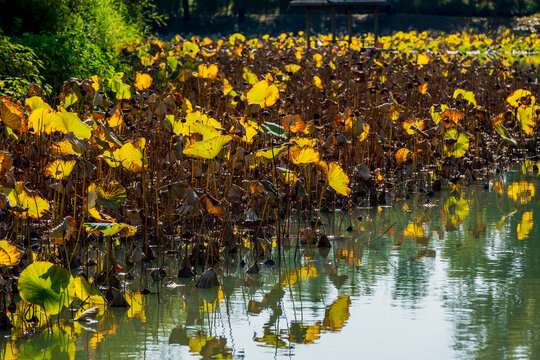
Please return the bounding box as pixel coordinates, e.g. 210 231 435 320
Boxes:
0 29 538 333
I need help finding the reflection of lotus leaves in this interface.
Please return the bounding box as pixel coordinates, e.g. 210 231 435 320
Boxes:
19 327 75 360
221 275 237 297
444 196 470 225
323 296 351 331
198 286 219 304
169 326 189 345
507 181 535 204
289 322 322 344
318 246 331 259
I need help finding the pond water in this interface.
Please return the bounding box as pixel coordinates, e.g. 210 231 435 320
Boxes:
2 166 539 360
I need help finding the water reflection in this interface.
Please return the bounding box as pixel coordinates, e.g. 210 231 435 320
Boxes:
1 170 539 359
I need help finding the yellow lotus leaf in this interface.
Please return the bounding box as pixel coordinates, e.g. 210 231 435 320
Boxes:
507 181 535 204
185 111 222 129
319 161 351 196
429 104 448 124
453 89 477 106
417 53 430 66
247 80 279 108
84 222 137 237
517 211 533 240
86 184 116 223
200 194 226 218
507 89 534 108
73 276 107 305
60 91 79 109
313 75 323 90
90 75 102 91
404 223 425 238
25 96 52 112
99 149 122 168
276 167 297 185
323 296 350 331
118 138 147 172
91 123 123 149
491 113 504 126
189 122 221 140
201 48 217 57
51 108 92 139
418 83 428 95
87 207 116 223
403 118 424 135
283 115 306 133
108 106 123 128
183 135 232 159
27 108 58 134
140 55 156 67
2 182 50 219
222 79 234 95
352 120 370 141
255 144 289 160
45 160 77 180
195 64 218 79
313 53 323 67
242 67 258 85
134 72 153 90
289 145 319 165
291 138 318 148
336 109 354 129
229 33 246 45
51 136 84 156
285 64 301 74
182 41 199 58
0 96 26 132
0 241 23 266
517 106 537 136
303 123 316 135
396 148 411 163
440 108 464 129
0 151 12 177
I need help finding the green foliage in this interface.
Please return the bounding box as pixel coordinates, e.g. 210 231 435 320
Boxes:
0 36 46 99
3 0 148 91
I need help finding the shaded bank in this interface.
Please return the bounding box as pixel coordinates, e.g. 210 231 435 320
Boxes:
160 12 540 38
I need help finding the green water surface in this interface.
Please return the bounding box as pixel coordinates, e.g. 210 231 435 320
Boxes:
1 167 539 360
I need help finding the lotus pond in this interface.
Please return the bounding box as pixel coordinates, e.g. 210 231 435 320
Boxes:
0 29 539 359
0 167 537 359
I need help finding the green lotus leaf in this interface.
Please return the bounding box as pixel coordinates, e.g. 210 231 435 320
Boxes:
494 124 518 146
84 222 137 237
444 128 469 158
261 122 287 139
18 262 75 315
96 181 127 210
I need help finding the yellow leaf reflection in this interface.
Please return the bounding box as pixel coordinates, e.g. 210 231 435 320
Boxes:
323 296 350 332
507 181 535 204
281 265 318 286
443 196 470 227
288 322 322 344
517 211 533 240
